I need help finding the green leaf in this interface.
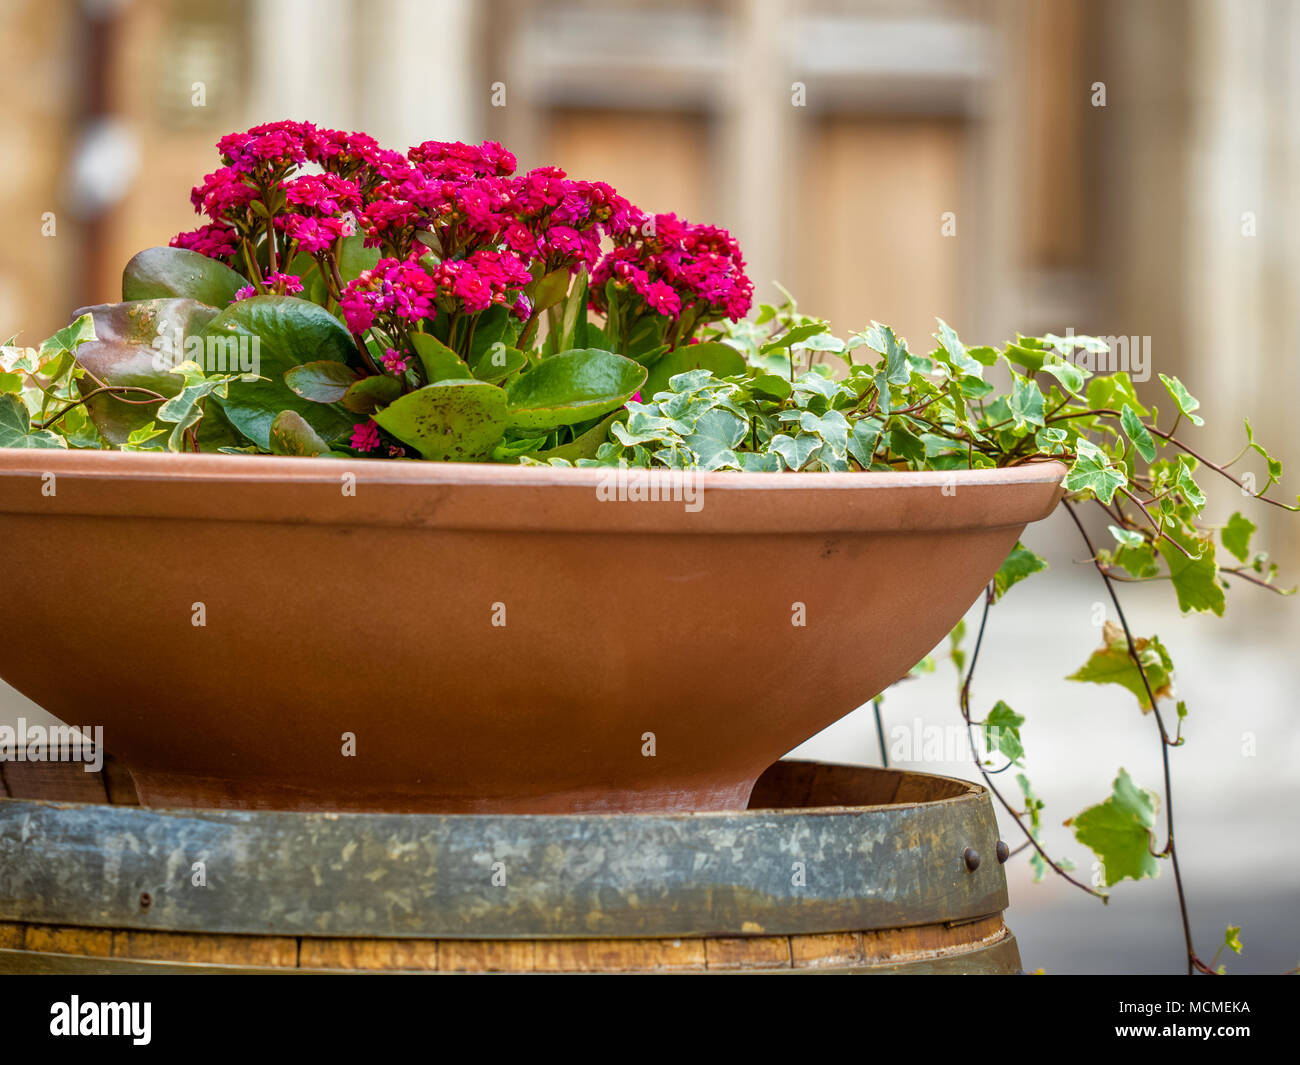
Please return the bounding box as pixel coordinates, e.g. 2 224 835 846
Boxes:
684 407 748 470
1120 404 1156 462
1069 768 1161 888
506 348 646 430
1242 417 1283 484
1067 621 1174 711
411 332 473 382
371 380 508 461
71 299 220 445
738 452 782 472
934 318 984 378
39 313 97 358
983 700 1026 766
0 393 65 449
122 246 247 307
642 342 746 400
154 364 242 451
1007 375 1045 429
1087 372 1148 418
767 432 821 471
122 421 166 450
1064 439 1126 504
750 373 793 400
269 409 333 456
1158 532 1226 615
1220 511 1256 563
469 343 527 384
525 266 572 315
204 295 358 449
760 321 828 355
889 423 926 466
1158 373 1204 427
1109 524 1145 548
1039 357 1087 395
863 322 910 385
847 417 883 468
524 411 624 463
340 374 403 414
993 542 1048 600
1004 341 1048 374
285 360 360 403
555 265 588 353
1223 925 1243 956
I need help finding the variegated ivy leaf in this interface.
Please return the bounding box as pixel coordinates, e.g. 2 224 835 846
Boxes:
1120 404 1156 462
738 451 782 473
0 393 66 449
767 432 822 471
993 542 1048 600
1007 373 1046 429
683 407 748 470
1067 620 1174 710
847 417 883 469
934 317 985 379
1064 438 1127 504
889 423 926 466
798 409 849 456
1158 373 1204 427
1039 356 1089 395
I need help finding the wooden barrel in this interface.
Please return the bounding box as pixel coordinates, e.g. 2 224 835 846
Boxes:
0 756 1020 974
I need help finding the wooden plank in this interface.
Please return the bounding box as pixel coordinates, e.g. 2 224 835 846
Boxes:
299 937 438 972
23 923 113 957
0 932 1023 974
101 755 140 806
534 937 706 973
704 935 792 971
0 921 24 949
790 932 863 970
2 759 108 803
112 929 296 968
437 940 535 973
862 913 1005 962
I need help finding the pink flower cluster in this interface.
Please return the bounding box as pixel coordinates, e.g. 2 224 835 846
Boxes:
339 256 437 333
234 271 303 301
171 122 753 349
593 213 753 323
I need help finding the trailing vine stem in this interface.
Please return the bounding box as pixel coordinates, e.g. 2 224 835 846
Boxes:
1062 498 1212 976
957 580 1107 901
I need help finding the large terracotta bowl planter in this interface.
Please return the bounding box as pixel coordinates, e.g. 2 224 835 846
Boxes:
0 451 1064 814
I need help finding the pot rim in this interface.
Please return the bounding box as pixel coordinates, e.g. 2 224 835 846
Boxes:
0 447 1066 490
0 449 1067 533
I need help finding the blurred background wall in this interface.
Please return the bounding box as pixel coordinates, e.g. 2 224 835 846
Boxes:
1 0 1297 973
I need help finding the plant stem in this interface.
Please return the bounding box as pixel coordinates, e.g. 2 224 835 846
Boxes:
959 584 1107 900
1064 499 1206 975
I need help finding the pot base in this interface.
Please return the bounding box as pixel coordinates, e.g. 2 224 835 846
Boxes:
128 768 760 815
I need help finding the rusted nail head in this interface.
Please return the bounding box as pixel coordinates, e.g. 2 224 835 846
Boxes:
139 891 152 909
996 840 1010 864
962 847 981 872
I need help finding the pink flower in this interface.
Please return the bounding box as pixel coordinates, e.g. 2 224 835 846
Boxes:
170 222 239 260
233 284 255 301
263 271 304 295
382 348 409 374
351 420 381 452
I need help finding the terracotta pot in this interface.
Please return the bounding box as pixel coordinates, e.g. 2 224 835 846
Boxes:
0 451 1065 813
